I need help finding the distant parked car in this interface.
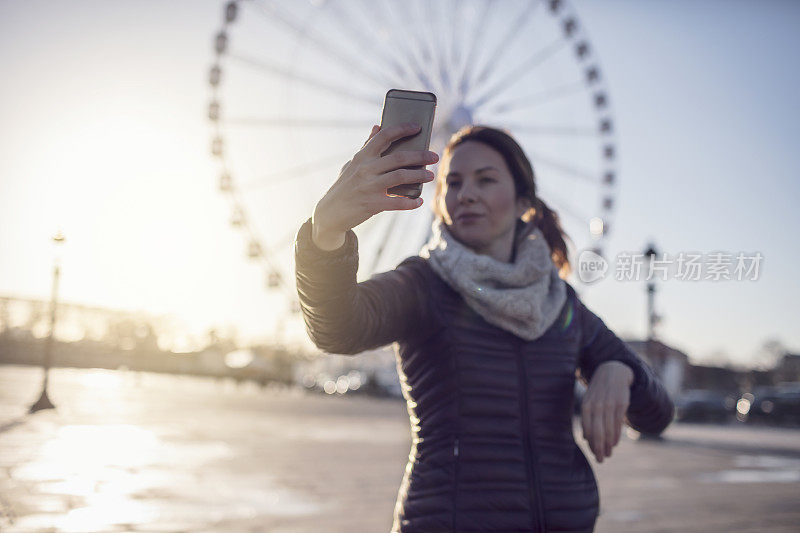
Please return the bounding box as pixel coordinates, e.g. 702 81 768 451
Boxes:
738 383 800 426
298 369 400 398
675 389 736 423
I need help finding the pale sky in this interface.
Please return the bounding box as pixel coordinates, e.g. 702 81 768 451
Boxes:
1 0 798 365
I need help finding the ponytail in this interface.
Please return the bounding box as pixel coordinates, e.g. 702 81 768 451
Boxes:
533 198 572 279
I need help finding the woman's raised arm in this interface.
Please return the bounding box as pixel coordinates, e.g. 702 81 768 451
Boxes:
294 123 439 354
294 218 431 355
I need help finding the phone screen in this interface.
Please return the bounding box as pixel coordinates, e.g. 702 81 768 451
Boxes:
379 89 437 199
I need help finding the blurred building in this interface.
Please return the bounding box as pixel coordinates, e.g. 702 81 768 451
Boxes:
775 353 800 383
624 339 689 399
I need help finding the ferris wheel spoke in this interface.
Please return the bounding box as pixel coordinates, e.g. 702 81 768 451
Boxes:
235 213 294 297
239 151 353 191
443 1 468 97
368 211 401 274
358 0 414 70
227 53 381 107
427 0 454 93
386 0 444 93
471 37 568 110
536 187 592 228
447 0 463 67
248 0 395 89
492 123 601 137
413 0 446 92
363 213 388 241
470 0 541 95
484 80 586 115
457 0 497 96
326 1 412 88
526 150 600 184
368 0 435 90
223 117 368 128
273 225 306 254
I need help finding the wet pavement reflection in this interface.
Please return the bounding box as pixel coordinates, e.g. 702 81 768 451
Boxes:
1 365 799 532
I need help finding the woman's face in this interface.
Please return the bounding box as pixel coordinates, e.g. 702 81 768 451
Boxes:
438 141 530 256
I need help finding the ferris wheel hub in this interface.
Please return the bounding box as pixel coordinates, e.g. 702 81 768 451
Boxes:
446 104 474 134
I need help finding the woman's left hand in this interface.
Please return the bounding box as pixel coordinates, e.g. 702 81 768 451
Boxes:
580 361 634 463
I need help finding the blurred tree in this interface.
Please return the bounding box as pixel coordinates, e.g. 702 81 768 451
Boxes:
204 326 237 353
705 349 733 369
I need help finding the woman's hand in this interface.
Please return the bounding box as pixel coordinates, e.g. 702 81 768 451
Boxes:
311 123 439 250
580 360 634 463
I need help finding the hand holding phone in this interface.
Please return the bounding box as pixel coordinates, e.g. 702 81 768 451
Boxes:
311 122 439 250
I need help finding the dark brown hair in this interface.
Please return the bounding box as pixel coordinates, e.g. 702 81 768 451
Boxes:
432 125 572 279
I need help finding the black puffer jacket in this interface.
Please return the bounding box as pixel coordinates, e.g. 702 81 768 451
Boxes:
294 218 674 533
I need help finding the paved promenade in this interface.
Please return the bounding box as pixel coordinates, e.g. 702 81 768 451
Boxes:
1 365 798 532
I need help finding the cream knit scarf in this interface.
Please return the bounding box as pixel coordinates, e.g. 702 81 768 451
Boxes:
419 217 567 341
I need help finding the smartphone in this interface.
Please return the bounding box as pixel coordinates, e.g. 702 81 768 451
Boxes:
379 89 437 199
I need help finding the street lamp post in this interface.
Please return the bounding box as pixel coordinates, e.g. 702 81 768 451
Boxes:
29 230 66 413
643 243 658 344
638 242 664 440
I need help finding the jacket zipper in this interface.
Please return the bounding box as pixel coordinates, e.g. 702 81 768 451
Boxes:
516 340 546 533
453 437 460 532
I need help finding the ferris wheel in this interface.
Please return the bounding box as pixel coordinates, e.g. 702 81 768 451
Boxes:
207 0 619 316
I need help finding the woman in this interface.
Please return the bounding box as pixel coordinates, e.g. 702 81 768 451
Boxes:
294 123 674 532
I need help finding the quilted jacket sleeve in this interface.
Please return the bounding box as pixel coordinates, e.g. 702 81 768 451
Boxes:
294 217 431 355
575 294 675 436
